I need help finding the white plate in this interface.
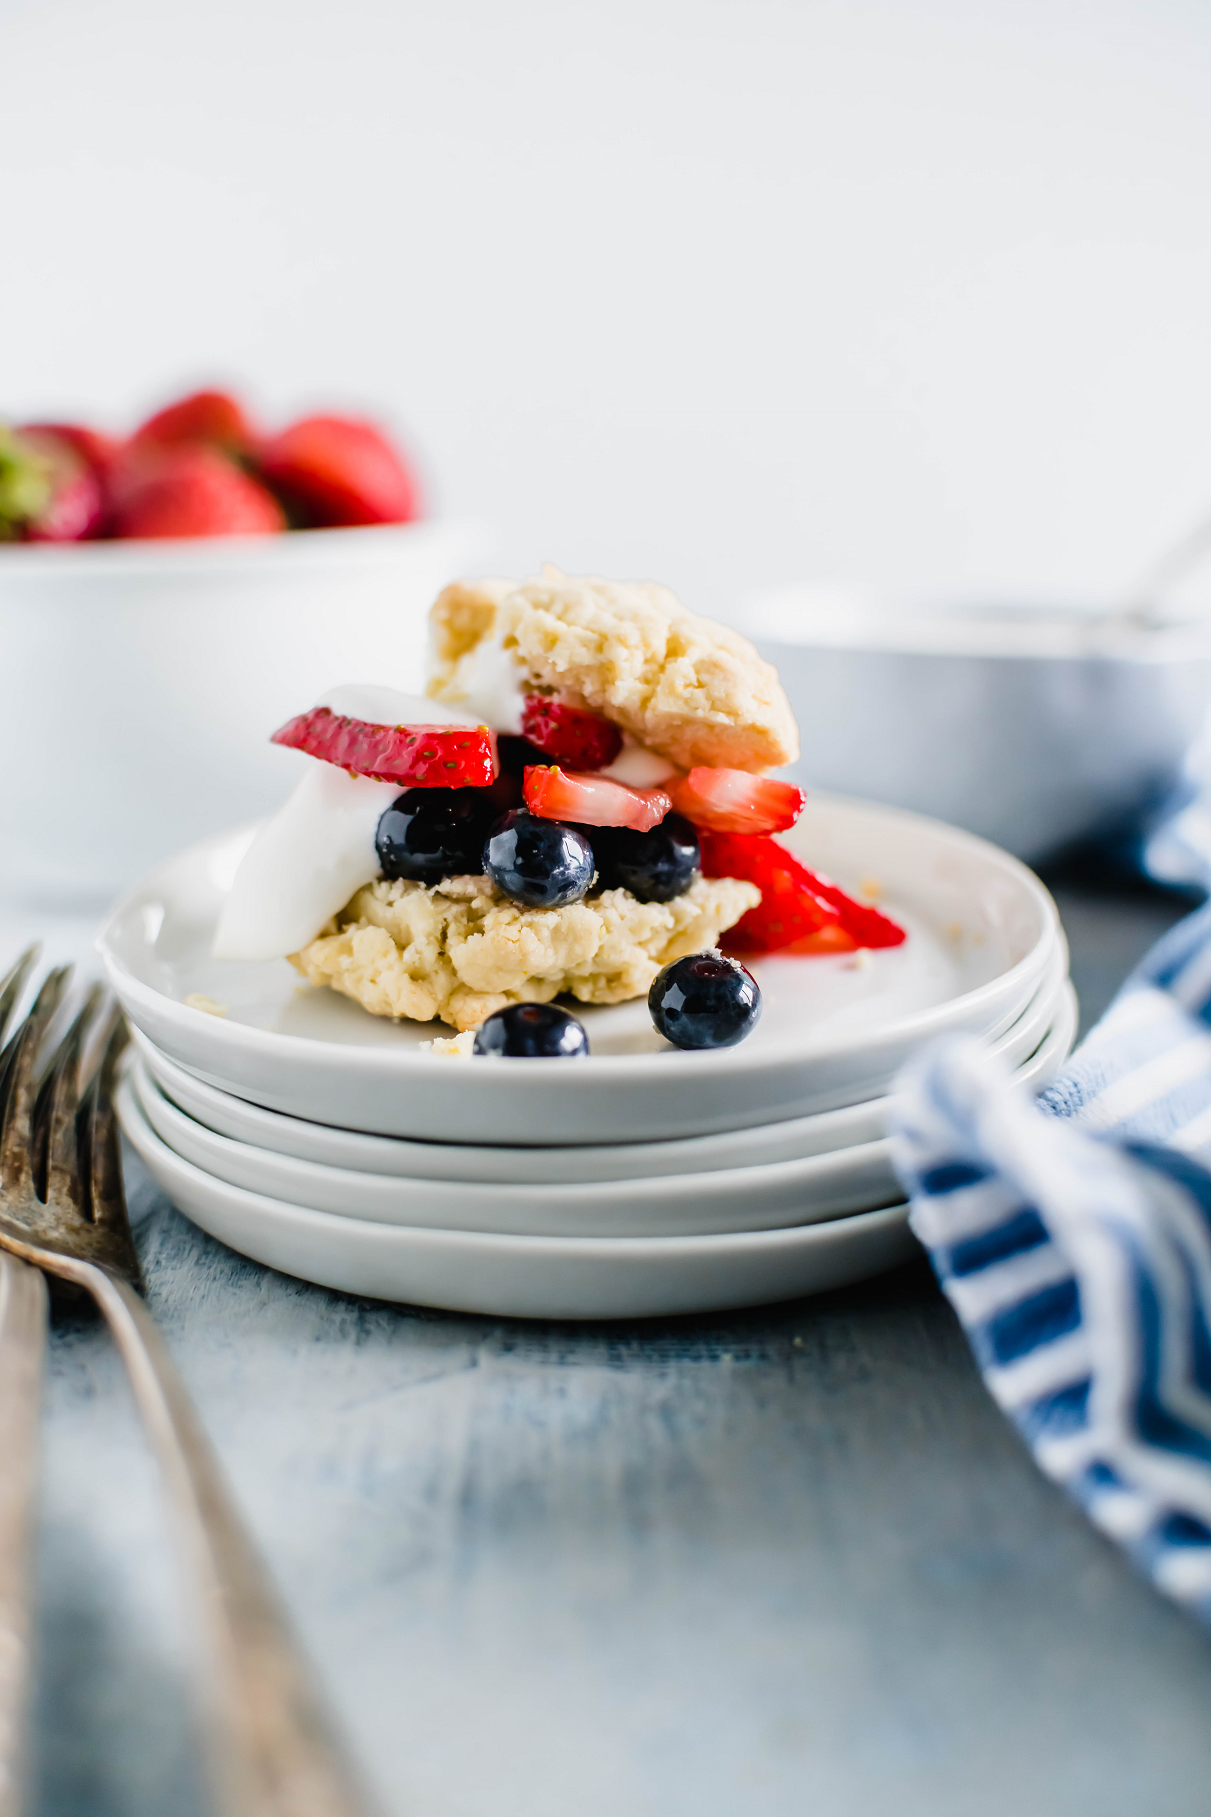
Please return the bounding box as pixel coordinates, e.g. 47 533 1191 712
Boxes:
129 962 1075 1188
98 794 1061 1146
129 1055 901 1236
117 1077 919 1319
127 981 1076 1238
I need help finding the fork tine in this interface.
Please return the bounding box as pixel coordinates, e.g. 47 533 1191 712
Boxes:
0 967 71 1203
35 983 103 1216
0 945 39 1053
81 1014 142 1291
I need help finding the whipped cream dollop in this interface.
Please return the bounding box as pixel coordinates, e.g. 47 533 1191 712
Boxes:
598 736 679 787
434 630 527 733
318 684 480 728
213 686 479 963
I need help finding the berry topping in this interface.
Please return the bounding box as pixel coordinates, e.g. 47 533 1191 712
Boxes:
376 788 497 883
259 414 421 528
473 1002 591 1058
129 389 259 459
272 707 498 788
649 953 762 1050
698 831 906 954
523 765 671 832
483 809 594 908
520 695 623 770
589 813 700 903
668 767 805 835
111 445 284 539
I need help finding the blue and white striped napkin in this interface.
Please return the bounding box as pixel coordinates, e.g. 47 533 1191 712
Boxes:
889 900 1211 1621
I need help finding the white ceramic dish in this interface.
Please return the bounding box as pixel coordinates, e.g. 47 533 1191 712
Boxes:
117 1076 919 1319
129 963 1074 1188
0 519 484 912
98 795 1061 1146
127 980 1076 1237
128 1055 901 1236
748 590 1211 863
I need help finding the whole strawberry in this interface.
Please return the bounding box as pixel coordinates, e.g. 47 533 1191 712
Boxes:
0 425 105 542
129 389 258 460
259 414 421 527
111 445 285 539
20 421 119 480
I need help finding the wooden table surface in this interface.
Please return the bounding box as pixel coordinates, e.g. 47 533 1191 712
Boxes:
25 874 1211 1817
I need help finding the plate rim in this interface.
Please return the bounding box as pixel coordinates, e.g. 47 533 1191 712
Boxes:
129 1021 895 1166
118 1070 912 1260
130 976 1076 1179
129 1051 900 1208
127 969 1072 1206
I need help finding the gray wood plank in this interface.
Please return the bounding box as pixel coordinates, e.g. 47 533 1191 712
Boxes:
30 880 1211 1817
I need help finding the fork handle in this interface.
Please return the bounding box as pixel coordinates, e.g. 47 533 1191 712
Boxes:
0 1257 46 1817
67 1260 374 1817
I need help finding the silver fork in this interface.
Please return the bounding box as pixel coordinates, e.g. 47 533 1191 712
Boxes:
0 947 376 1817
0 945 48 1817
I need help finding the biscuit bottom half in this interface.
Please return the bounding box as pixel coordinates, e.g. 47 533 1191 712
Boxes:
289 872 761 1032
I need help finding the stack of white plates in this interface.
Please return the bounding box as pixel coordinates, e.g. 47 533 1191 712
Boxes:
101 794 1077 1321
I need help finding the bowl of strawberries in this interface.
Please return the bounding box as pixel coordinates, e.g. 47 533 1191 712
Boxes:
0 389 482 912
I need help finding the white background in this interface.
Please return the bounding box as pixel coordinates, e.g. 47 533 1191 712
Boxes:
5 0 1211 622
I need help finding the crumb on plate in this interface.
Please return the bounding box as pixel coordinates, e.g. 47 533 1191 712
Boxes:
420 1029 477 1058
184 993 229 1017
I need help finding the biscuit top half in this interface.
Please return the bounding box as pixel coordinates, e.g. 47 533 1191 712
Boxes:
426 568 799 773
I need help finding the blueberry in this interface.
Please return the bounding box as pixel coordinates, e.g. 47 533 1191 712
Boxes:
649 952 762 1050
496 734 553 776
376 787 496 883
473 1002 590 1058
590 812 700 903
483 809 593 908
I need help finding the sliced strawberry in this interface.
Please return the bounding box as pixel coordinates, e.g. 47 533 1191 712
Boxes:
130 389 258 458
523 766 671 832
668 767 805 835
111 446 284 539
272 706 498 787
699 831 906 954
259 415 420 528
781 924 864 955
520 695 623 769
701 831 848 952
796 867 907 950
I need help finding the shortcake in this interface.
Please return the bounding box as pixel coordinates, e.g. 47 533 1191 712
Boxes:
212 569 903 1042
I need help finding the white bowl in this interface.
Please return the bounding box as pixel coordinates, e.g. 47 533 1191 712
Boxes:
749 592 1211 862
0 520 483 911
126 984 1075 1238
118 1073 919 1320
130 963 1073 1183
97 793 1061 1145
